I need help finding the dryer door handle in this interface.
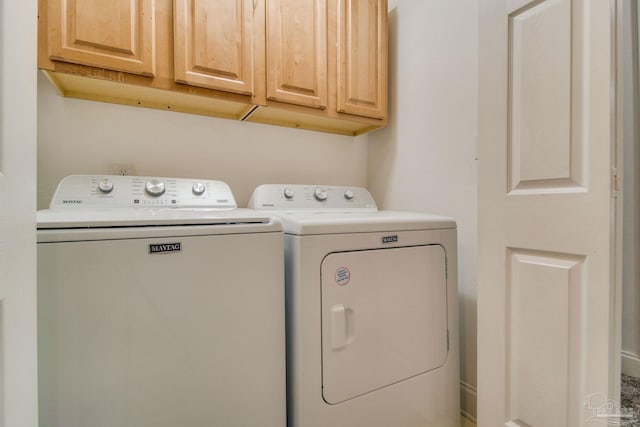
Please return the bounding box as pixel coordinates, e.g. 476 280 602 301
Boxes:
330 304 354 350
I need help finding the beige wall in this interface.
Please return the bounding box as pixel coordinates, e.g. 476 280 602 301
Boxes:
37 72 368 209
368 0 478 420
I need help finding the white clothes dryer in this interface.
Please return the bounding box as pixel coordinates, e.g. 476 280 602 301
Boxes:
249 184 460 427
37 175 285 427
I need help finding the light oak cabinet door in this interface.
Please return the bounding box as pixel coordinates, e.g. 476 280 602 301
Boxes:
174 0 265 98
266 0 328 109
336 0 387 119
47 0 156 76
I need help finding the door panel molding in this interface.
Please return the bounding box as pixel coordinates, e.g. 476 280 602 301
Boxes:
266 0 327 109
336 0 387 119
174 0 261 96
508 0 585 194
506 249 586 426
48 0 156 76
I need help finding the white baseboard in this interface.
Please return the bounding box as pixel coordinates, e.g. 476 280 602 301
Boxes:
460 381 477 423
622 350 640 378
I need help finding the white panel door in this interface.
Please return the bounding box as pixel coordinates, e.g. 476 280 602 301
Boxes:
478 0 617 426
0 0 38 425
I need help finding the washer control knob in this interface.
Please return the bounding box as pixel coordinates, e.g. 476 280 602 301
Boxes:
344 189 355 200
97 178 114 194
283 188 295 199
145 179 166 197
192 182 206 196
314 187 328 201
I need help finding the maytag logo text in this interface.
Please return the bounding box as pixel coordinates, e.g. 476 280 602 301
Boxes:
382 235 398 244
149 243 182 254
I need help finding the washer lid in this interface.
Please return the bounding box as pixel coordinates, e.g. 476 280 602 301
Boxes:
37 208 279 230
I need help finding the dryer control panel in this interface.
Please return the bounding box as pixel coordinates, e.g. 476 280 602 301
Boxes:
249 184 377 210
49 175 237 210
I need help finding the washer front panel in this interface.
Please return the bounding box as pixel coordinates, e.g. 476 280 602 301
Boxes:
38 231 286 427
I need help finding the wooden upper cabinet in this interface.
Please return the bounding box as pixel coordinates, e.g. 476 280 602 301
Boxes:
47 0 156 76
336 0 387 119
39 0 388 135
174 0 265 98
266 0 327 109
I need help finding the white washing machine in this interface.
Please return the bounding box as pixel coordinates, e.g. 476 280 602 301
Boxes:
249 184 460 427
37 175 286 427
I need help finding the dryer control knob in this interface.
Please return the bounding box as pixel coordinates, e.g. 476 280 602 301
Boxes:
97 178 114 194
192 182 206 196
344 189 355 200
314 187 328 201
283 188 295 199
145 179 166 197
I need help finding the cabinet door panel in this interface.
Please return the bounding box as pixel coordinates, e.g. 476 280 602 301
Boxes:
48 0 156 76
267 0 327 109
174 0 262 96
337 0 387 119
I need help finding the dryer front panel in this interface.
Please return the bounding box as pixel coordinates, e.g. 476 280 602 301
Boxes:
320 244 448 404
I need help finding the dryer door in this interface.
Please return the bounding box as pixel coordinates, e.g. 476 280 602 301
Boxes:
321 244 449 404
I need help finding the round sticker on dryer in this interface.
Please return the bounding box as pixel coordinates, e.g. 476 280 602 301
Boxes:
335 267 351 286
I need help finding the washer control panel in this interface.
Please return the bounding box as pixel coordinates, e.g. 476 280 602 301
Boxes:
248 184 377 210
50 175 237 210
